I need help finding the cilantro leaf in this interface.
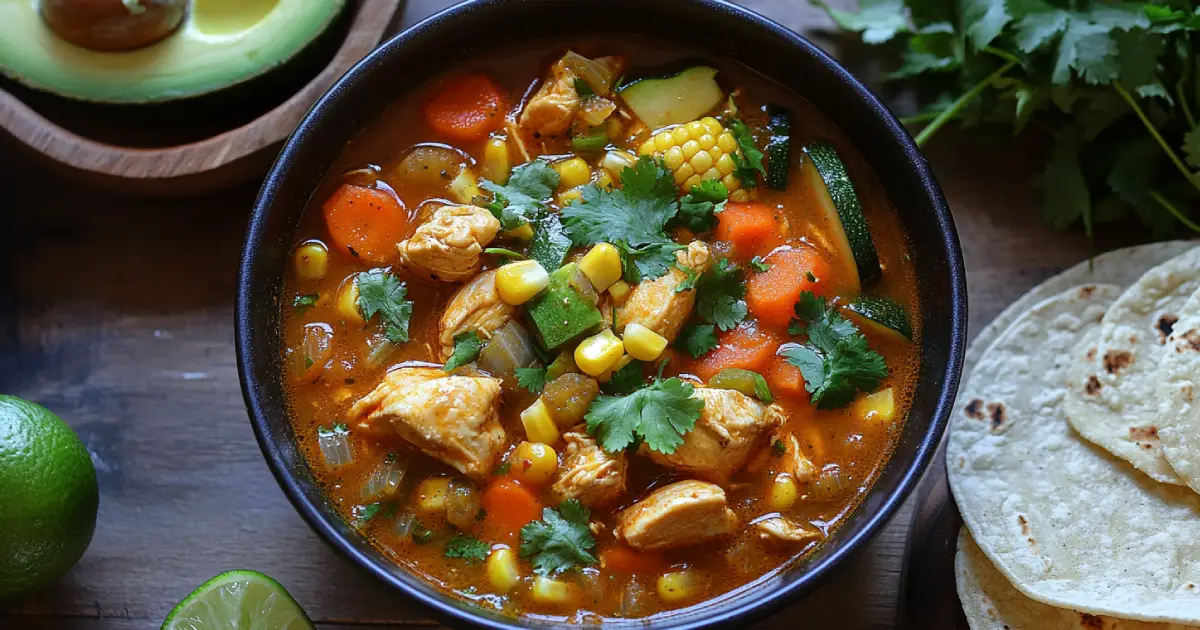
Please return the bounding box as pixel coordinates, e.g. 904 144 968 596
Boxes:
573 78 595 98
444 331 484 372
728 119 766 187
962 0 1011 51
353 502 383 527
444 534 490 562
675 179 728 233
585 377 704 453
482 159 559 230
679 323 719 359
784 291 887 409
356 269 413 343
750 257 770 273
515 367 548 394
811 0 908 44
529 213 573 271
411 522 435 545
562 157 679 248
694 258 748 331
674 265 699 293
293 293 319 312
1034 128 1091 232
519 500 597 575
603 359 646 395
620 241 684 284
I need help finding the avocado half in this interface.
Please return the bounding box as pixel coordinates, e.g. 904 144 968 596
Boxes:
0 0 346 104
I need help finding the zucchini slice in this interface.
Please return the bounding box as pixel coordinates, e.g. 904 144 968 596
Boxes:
847 295 912 342
765 105 791 191
802 142 881 291
617 66 723 129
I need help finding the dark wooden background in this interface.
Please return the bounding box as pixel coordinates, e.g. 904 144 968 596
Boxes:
0 0 1106 628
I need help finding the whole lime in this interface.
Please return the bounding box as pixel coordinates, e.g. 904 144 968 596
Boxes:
0 395 98 600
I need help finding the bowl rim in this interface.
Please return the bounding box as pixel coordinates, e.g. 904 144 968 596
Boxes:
237 0 967 627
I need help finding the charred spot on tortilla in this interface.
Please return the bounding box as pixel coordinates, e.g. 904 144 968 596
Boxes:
1078 613 1103 630
1017 514 1030 536
1084 375 1102 395
986 402 1008 433
1129 425 1160 449
1184 384 1194 403
964 399 985 420
1078 285 1096 298
1085 346 1097 361
1102 349 1133 374
957 456 965 469
1183 329 1200 351
1156 313 1179 343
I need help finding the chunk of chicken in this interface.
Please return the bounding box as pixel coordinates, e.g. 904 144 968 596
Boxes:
551 428 627 508
754 517 821 544
347 367 506 481
746 430 816 482
643 387 787 483
615 480 737 551
615 241 711 342
437 270 516 361
519 53 623 137
397 205 500 282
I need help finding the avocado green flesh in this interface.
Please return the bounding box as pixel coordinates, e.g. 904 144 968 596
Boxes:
0 0 344 103
526 263 604 351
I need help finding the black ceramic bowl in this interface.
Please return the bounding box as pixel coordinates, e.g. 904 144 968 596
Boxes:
237 0 967 627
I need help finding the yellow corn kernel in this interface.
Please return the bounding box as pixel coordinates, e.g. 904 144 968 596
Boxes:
690 150 714 174
595 353 634 384
701 167 721 181
697 133 717 150
671 126 690 145
496 260 550 306
717 131 738 153
716 153 736 176
597 171 615 190
673 163 695 186
578 243 622 292
486 548 521 593
663 146 685 170
336 276 363 323
503 222 535 241
521 399 560 445
681 140 701 160
654 132 673 152
555 157 591 190
701 117 723 135
482 137 511 185
685 120 706 138
294 241 328 281
730 189 750 202
622 323 668 362
448 167 481 204
532 576 581 606
856 387 896 423
511 441 558 485
607 280 632 303
769 473 799 511
639 140 656 155
415 476 451 514
683 174 702 191
557 188 583 206
574 330 625 376
657 570 703 603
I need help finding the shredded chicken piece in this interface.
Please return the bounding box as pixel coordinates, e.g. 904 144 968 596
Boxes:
397 205 499 282
615 241 711 342
746 430 817 482
754 517 821 544
616 480 737 551
437 270 515 361
551 428 627 508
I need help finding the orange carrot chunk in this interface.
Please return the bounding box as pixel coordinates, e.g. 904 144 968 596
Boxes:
715 202 782 259
693 324 779 381
322 183 409 264
746 245 831 329
423 72 508 142
481 479 543 541
599 544 666 575
768 353 808 401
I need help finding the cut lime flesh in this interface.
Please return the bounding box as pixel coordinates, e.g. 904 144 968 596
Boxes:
161 570 313 630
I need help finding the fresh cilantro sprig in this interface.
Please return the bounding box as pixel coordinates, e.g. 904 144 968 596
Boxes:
694 258 748 331
519 500 597 574
515 367 548 394
356 269 414 343
585 376 704 454
293 293 319 312
561 156 684 282
675 179 728 233
750 257 770 273
602 359 646 395
444 534 490 562
444 331 484 372
782 291 887 409
728 119 766 187
678 323 719 359
814 0 1200 239
482 159 560 230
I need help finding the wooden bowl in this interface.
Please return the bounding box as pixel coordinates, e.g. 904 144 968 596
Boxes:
0 0 402 197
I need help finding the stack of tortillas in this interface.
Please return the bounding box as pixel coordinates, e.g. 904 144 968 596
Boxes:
948 241 1200 628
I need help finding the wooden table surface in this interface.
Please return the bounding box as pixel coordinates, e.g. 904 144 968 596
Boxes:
0 1 1111 628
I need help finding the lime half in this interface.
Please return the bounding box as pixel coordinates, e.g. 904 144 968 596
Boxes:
162 570 313 630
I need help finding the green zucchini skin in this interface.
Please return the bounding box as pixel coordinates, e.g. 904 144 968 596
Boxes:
766 104 791 191
848 295 912 341
617 66 722 129
804 142 882 288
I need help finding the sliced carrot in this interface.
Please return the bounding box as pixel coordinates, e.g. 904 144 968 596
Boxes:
746 245 831 329
481 479 543 541
714 202 782 259
768 353 808 401
322 184 409 264
599 544 666 575
693 324 780 381
423 72 508 142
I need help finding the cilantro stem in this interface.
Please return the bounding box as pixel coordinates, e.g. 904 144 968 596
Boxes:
1177 82 1197 130
1150 190 1200 233
1113 82 1200 198
913 62 1016 147
983 46 1022 66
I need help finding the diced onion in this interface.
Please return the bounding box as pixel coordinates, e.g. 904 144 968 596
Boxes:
317 424 353 469
361 454 409 503
393 511 416 537
477 320 538 378
445 479 482 530
297 323 333 375
569 267 600 306
578 97 617 126
366 336 399 367
810 464 851 502
561 51 617 95
619 579 649 617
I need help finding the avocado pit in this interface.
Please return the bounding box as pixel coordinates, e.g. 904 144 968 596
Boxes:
39 0 187 52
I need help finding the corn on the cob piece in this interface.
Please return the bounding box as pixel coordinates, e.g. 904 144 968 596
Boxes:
638 116 750 202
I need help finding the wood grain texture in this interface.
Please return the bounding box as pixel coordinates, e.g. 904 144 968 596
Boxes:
0 1 1126 629
0 0 402 197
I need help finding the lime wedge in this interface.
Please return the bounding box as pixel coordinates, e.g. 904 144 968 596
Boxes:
161 570 313 630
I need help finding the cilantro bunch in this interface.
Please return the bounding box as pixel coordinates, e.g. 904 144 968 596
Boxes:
817 0 1200 237
782 291 887 409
